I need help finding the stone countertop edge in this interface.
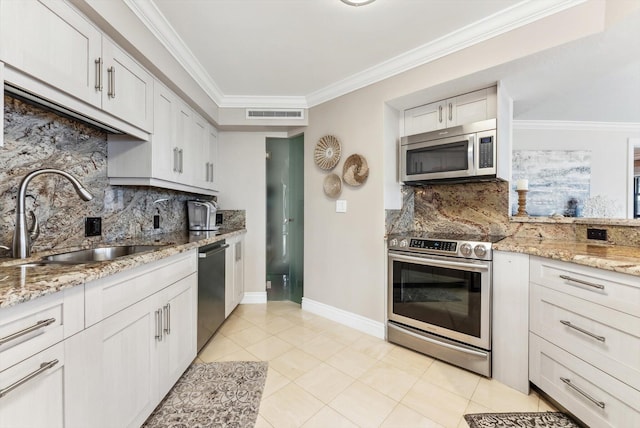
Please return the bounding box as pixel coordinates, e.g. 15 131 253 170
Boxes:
0 229 247 309
494 237 640 277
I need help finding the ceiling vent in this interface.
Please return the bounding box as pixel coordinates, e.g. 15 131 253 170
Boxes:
246 109 305 120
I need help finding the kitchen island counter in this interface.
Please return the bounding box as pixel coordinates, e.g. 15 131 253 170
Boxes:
0 229 246 309
494 237 640 277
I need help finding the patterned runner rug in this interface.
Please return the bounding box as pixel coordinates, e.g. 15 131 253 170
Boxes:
464 412 580 428
143 361 268 428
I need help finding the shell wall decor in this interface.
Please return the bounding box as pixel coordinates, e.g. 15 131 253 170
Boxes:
314 135 341 170
342 154 369 186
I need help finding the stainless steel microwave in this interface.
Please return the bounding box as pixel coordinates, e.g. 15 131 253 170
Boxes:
400 119 498 184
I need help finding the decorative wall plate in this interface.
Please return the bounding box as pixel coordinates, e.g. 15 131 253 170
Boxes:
314 135 341 170
323 173 342 198
343 154 369 186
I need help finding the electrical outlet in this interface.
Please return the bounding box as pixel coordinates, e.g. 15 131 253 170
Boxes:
587 228 607 241
216 213 223 225
153 215 160 229
85 217 102 237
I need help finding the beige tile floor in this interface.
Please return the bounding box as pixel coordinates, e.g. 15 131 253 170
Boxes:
197 301 555 428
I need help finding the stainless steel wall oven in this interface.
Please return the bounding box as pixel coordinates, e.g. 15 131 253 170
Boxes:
387 234 501 377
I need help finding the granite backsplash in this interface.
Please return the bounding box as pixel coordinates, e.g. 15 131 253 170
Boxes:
386 181 640 247
1 95 243 255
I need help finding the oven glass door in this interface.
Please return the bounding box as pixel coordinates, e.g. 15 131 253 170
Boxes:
388 252 491 350
402 133 474 181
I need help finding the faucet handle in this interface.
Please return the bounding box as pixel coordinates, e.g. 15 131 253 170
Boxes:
28 211 40 242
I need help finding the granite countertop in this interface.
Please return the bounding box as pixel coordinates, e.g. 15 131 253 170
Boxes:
0 228 246 309
494 237 640 277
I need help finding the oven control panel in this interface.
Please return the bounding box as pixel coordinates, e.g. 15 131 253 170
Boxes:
409 239 457 252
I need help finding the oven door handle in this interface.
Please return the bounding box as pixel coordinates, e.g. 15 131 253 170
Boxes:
389 252 489 272
388 323 488 358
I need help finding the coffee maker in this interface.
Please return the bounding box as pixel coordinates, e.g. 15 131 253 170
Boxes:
187 200 219 231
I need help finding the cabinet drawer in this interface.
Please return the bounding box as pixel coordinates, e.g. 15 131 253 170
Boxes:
85 250 197 327
0 341 65 428
530 334 640 428
530 256 640 316
530 283 640 390
0 286 83 372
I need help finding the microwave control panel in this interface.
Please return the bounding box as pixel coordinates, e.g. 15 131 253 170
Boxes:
478 136 494 168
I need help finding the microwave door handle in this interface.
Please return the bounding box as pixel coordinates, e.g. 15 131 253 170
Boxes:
468 135 475 173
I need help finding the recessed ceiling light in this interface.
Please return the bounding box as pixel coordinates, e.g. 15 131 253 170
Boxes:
341 0 376 6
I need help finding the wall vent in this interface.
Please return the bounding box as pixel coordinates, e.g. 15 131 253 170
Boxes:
246 109 305 120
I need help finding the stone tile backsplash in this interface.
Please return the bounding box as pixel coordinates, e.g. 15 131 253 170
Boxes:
1 95 243 253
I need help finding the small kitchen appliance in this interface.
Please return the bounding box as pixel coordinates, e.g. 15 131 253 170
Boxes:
187 200 218 231
387 232 503 377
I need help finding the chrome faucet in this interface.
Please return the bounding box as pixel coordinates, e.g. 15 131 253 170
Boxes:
12 169 94 258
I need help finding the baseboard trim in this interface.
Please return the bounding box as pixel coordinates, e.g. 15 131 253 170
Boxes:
301 298 385 339
241 292 267 304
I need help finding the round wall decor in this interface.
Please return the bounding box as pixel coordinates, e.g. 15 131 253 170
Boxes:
342 154 369 186
314 135 341 170
323 173 342 198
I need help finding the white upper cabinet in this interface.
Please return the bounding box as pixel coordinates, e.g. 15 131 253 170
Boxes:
0 0 153 134
0 0 102 108
107 81 219 195
100 38 154 132
404 86 497 136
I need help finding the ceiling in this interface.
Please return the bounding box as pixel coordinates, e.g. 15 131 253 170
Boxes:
125 0 588 108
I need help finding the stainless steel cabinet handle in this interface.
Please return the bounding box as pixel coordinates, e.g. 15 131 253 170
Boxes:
438 105 443 123
0 359 59 398
173 147 179 172
163 304 171 335
179 149 184 173
209 163 214 182
0 318 55 346
107 66 116 98
205 162 210 182
448 102 453 121
560 320 605 342
559 274 605 290
94 58 102 91
155 309 162 341
560 377 605 409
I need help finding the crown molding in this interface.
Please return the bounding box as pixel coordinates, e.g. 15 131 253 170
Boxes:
305 0 588 107
513 120 640 132
123 0 225 105
127 0 587 110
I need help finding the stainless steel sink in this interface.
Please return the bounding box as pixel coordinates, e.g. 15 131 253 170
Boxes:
43 245 167 263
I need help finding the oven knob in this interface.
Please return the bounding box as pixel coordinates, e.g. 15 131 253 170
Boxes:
389 239 398 247
460 243 472 257
399 239 408 248
474 245 487 258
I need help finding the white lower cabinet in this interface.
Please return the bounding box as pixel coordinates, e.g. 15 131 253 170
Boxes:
64 251 198 428
529 256 640 427
0 342 66 428
225 234 245 317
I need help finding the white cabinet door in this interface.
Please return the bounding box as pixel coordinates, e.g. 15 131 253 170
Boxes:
0 0 102 108
206 124 220 191
152 82 179 182
191 113 210 189
0 342 65 428
234 236 245 306
175 100 193 184
404 100 445 135
82 296 159 428
101 38 154 133
157 273 197 394
453 87 495 126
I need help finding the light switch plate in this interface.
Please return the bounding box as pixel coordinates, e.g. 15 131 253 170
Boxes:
336 200 347 213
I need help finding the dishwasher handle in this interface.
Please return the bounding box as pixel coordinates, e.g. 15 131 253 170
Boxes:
199 244 229 258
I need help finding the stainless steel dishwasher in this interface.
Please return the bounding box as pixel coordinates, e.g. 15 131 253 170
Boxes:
197 240 229 352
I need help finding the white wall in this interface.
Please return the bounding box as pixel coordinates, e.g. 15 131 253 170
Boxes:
304 1 608 325
513 126 640 218
217 131 287 295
